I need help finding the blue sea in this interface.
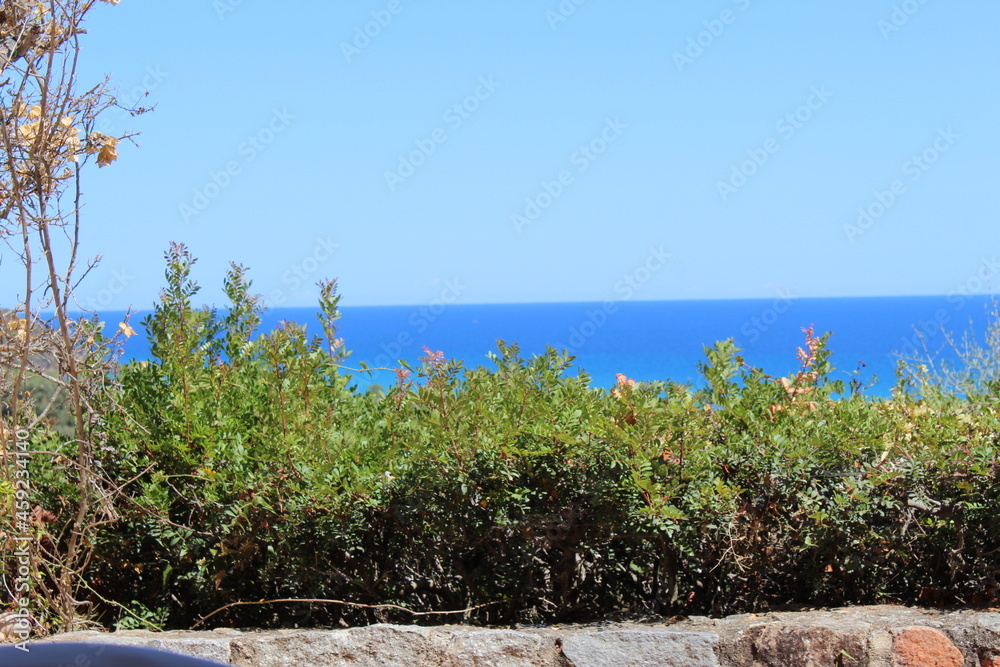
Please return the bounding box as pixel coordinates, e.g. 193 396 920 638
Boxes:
108 295 996 398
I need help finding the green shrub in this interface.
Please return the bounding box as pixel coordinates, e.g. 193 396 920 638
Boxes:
61 246 1000 628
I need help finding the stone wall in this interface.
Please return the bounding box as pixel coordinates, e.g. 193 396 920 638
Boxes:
13 605 1000 666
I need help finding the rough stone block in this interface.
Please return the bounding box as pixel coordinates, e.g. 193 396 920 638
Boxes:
737 622 869 667
447 629 552 666
560 628 719 667
43 630 234 664
230 625 452 666
892 626 964 667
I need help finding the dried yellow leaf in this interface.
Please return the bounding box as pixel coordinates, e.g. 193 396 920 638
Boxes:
97 140 118 167
65 132 81 159
118 322 136 338
85 132 107 154
27 105 42 120
17 121 40 142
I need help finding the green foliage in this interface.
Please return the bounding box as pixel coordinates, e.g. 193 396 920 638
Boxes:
50 247 1000 628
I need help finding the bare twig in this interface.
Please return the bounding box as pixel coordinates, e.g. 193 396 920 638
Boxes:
191 598 502 630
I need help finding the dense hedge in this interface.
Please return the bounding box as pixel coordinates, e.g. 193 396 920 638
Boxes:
28 246 1000 629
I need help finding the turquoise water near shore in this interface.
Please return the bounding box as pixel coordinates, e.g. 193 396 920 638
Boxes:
106 295 996 397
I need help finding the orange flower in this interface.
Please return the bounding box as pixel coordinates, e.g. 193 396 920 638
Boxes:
796 324 821 378
612 373 636 398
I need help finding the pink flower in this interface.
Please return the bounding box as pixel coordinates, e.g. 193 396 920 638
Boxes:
420 346 446 367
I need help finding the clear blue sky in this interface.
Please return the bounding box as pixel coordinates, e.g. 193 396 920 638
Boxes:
12 1 998 310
